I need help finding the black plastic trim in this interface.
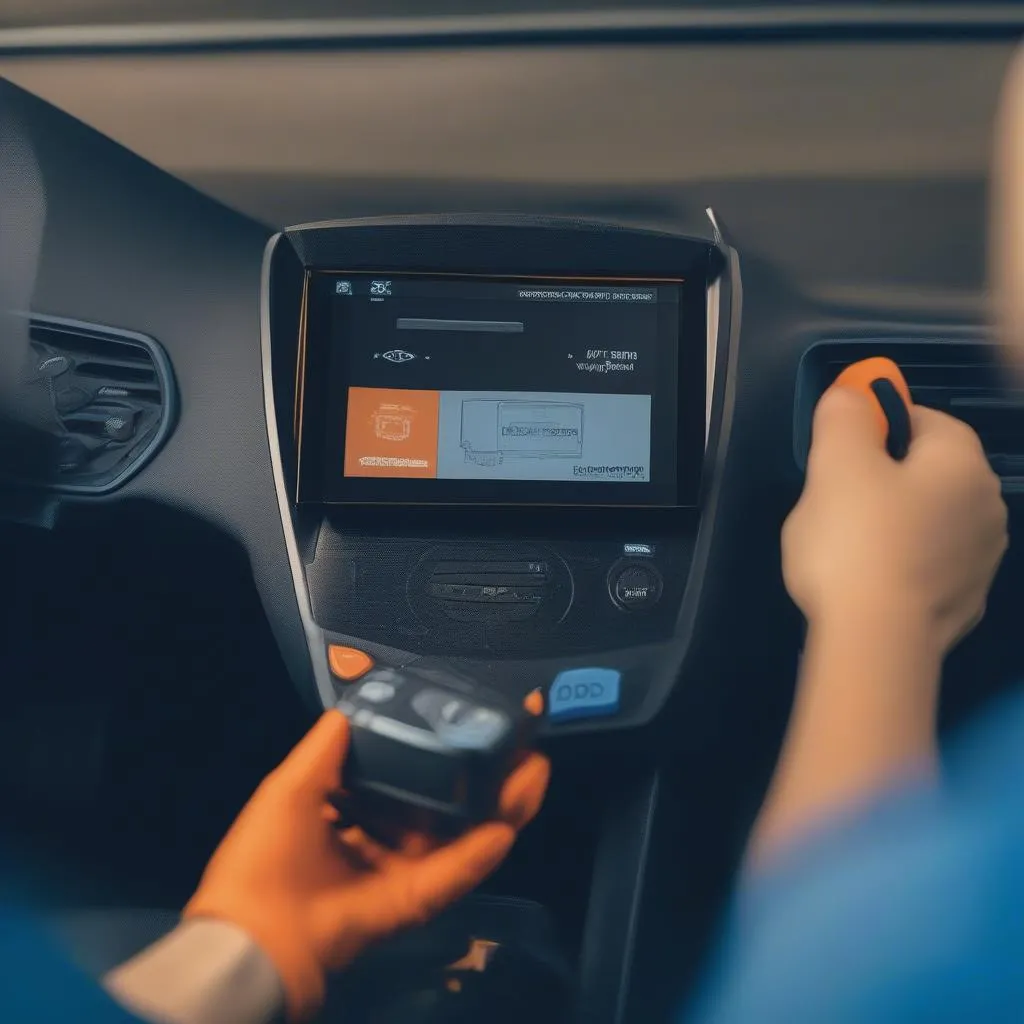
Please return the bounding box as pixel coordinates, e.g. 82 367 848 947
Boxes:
651 218 742 729
261 233 337 710
576 770 659 1024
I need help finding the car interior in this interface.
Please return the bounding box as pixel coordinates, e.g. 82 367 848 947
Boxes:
1 2 1024 1021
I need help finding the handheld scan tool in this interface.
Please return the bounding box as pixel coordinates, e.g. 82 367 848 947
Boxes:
338 664 540 842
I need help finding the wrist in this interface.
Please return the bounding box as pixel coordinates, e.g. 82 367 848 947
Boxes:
749 601 942 864
807 598 944 679
105 919 285 1024
182 898 323 1024
799 599 943 756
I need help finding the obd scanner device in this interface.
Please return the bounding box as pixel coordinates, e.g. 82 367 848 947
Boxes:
337 665 539 842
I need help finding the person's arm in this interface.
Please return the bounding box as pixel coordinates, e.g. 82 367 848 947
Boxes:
749 607 941 860
748 384 1006 864
101 710 549 1024
104 920 283 1024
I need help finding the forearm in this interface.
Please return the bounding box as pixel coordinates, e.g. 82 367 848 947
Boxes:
104 920 284 1024
748 606 942 866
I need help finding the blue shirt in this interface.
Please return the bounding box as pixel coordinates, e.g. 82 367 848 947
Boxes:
688 689 1024 1023
0 906 142 1023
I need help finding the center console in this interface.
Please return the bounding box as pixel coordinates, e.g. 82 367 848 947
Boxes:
261 215 739 1023
264 216 731 726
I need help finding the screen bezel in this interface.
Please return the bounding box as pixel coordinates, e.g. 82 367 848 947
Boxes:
296 270 706 508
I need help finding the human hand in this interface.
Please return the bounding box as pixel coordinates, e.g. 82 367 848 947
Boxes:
993 47 1024 374
782 385 1008 657
183 709 549 1022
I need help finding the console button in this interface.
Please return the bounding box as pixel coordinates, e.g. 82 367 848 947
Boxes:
548 668 621 723
608 561 663 611
328 645 375 681
358 680 396 704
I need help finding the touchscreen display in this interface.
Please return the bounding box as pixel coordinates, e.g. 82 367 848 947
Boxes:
301 273 694 506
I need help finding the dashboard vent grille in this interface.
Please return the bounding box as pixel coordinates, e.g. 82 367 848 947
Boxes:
426 560 552 622
795 339 1024 483
410 544 573 634
25 315 176 493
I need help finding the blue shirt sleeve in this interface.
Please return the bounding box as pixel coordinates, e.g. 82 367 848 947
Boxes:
686 689 1024 1024
0 906 144 1024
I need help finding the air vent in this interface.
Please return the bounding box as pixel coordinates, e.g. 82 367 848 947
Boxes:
410 544 573 629
795 339 1023 484
24 315 175 493
426 560 552 622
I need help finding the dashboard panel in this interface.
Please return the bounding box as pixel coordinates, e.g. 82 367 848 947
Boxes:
0 31 1010 732
2 21 1022 1024
263 216 736 729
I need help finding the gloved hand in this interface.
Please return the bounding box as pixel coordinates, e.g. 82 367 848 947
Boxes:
183 709 549 1022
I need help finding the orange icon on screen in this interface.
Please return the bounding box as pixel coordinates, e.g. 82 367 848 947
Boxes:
345 387 440 478
373 403 416 441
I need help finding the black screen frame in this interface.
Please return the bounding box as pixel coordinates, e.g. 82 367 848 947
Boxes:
298 271 706 508
298 271 703 508
288 219 716 510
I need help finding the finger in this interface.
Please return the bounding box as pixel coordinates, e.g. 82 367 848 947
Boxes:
806 386 888 473
905 405 986 463
271 710 350 796
396 831 441 857
337 825 393 870
907 403 982 445
496 753 550 830
406 823 516 919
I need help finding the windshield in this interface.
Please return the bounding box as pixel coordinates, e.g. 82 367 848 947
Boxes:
8 0 1008 30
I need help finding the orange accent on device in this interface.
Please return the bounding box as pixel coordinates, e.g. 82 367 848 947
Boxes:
328 645 375 681
831 357 913 459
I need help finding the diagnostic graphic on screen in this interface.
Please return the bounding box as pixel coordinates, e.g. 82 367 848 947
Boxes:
344 386 652 483
460 399 584 464
315 273 683 505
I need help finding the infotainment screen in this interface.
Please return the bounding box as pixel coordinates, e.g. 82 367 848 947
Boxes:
297 272 704 507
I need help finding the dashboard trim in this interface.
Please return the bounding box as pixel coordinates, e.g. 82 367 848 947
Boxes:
261 232 336 710
649 211 742 719
705 277 720 445
2 6 1024 56
577 769 660 1024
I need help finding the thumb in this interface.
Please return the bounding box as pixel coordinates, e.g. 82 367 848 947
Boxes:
270 710 350 798
497 753 550 830
806 385 888 473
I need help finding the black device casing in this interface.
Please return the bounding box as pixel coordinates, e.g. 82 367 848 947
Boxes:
338 665 536 839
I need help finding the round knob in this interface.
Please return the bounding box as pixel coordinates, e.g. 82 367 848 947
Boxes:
608 560 663 612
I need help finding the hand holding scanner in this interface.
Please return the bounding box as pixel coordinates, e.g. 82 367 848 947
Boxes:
796 357 915 653
338 665 540 842
830 356 913 460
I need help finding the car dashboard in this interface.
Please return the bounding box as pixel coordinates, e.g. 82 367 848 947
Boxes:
1 8 1023 1022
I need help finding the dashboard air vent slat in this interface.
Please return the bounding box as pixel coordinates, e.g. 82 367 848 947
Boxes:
16 315 176 494
795 339 1024 487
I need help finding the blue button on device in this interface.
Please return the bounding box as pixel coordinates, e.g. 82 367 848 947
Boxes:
548 668 622 723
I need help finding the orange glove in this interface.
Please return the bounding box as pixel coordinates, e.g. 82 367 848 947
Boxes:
183 708 549 1022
